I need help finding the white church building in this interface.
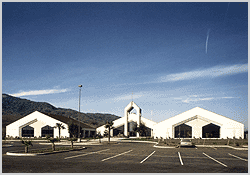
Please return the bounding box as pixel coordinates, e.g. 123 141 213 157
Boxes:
97 101 244 139
6 111 96 138
6 101 244 139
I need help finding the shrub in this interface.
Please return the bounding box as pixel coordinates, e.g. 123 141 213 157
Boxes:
213 142 217 145
236 142 240 146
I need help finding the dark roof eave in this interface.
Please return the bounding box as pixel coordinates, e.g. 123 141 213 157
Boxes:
39 111 95 129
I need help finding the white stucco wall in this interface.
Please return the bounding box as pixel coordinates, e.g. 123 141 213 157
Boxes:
6 111 69 138
152 107 244 139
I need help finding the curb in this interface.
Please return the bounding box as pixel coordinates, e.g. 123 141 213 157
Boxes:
153 145 176 149
6 147 86 156
39 142 102 145
196 145 248 150
120 140 158 144
2 145 13 148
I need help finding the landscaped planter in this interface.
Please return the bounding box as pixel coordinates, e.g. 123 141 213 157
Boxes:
6 146 86 156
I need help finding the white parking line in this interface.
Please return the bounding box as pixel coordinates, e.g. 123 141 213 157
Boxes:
178 152 183 165
203 152 227 167
140 151 156 164
228 153 248 162
101 150 133 162
64 149 110 160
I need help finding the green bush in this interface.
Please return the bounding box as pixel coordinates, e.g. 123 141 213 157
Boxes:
213 142 217 145
236 142 240 146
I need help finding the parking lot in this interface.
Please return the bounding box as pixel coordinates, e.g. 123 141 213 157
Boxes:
2 142 248 173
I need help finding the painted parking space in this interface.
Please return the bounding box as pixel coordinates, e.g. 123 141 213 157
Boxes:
140 151 156 163
65 148 110 160
202 150 248 168
3 142 248 173
176 148 217 166
228 153 248 161
106 149 158 164
142 149 181 165
203 152 228 167
228 150 248 160
101 149 133 161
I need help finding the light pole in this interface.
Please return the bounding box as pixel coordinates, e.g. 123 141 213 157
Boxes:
78 85 82 142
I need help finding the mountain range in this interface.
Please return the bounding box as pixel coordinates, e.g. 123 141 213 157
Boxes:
2 94 121 136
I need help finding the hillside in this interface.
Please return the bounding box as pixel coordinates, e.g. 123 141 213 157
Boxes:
2 94 121 130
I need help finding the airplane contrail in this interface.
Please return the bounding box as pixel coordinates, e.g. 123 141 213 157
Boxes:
205 29 210 54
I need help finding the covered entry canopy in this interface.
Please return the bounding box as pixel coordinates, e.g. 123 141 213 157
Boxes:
96 101 157 137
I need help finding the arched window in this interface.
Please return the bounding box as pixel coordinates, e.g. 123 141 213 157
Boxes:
174 124 192 138
202 123 220 138
22 125 34 137
41 125 54 137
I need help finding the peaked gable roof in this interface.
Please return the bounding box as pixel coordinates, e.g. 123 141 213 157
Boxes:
37 111 95 129
17 111 95 129
158 106 243 125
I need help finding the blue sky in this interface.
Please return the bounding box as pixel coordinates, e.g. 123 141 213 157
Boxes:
2 2 248 129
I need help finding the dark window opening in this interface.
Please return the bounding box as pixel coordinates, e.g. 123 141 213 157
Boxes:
174 123 192 138
202 123 220 138
129 121 137 136
113 125 124 136
41 125 54 137
22 125 34 137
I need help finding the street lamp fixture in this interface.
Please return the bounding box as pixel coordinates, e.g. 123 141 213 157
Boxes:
78 85 82 142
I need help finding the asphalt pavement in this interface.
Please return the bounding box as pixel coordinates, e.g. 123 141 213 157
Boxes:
2 141 248 173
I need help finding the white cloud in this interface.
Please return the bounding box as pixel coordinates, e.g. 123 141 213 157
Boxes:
10 88 69 97
177 96 239 103
112 93 143 102
221 97 238 99
182 97 214 103
158 63 248 82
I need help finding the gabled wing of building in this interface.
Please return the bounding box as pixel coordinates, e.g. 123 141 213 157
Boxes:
153 107 244 139
6 111 95 138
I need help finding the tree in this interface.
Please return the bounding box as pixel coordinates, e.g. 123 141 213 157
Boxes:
55 123 65 141
133 122 147 137
68 137 77 148
96 132 103 143
68 122 81 138
21 139 33 153
46 135 58 151
68 122 81 148
105 121 114 143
